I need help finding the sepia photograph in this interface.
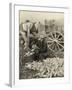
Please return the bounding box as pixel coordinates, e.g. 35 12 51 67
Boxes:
19 10 64 79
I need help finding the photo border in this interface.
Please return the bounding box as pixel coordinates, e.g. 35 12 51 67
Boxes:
9 3 70 87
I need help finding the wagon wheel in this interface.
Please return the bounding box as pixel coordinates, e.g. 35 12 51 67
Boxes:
47 31 64 53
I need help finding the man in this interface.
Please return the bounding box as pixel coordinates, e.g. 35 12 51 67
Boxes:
19 20 33 49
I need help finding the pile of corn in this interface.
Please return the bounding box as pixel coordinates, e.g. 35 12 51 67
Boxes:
25 57 64 78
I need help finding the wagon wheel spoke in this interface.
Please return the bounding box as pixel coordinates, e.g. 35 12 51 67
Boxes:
48 42 54 47
57 42 64 49
52 43 55 50
58 35 64 41
47 35 54 40
47 40 53 43
56 43 60 51
51 32 55 39
48 37 53 41
55 33 57 38
54 43 60 52
56 33 60 39
54 32 57 39
58 41 64 43
54 43 59 52
48 42 55 50
58 37 63 41
52 44 55 51
52 32 60 39
47 39 55 51
54 43 58 51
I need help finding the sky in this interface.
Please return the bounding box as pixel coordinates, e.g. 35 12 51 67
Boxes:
19 10 64 25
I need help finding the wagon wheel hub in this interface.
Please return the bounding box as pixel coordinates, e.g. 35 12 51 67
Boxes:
53 39 58 43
